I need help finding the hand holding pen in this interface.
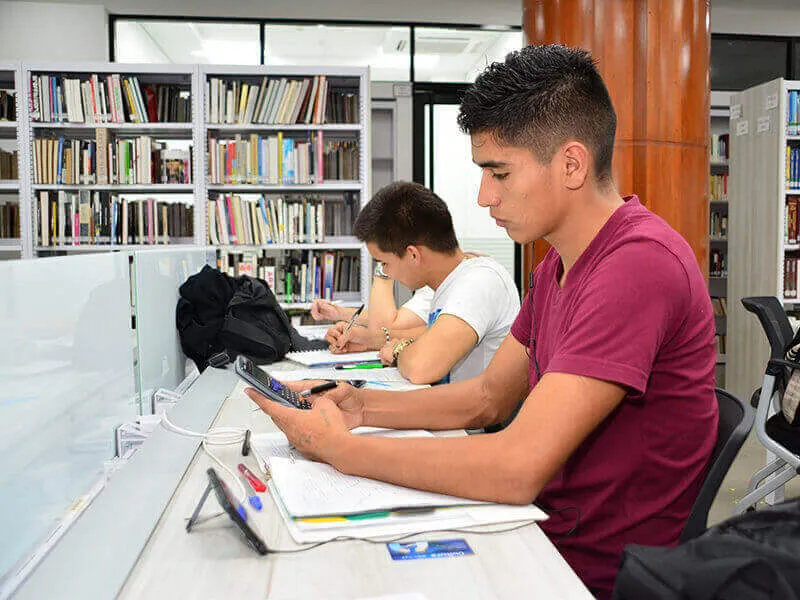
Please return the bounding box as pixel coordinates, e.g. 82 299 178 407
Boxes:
329 303 365 351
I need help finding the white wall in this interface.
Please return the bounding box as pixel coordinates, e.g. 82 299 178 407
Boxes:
711 5 800 36
0 2 108 61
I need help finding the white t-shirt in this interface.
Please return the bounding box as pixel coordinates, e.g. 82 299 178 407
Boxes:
401 286 434 324
429 256 520 383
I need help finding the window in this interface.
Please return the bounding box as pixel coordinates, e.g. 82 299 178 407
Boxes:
414 28 522 83
711 37 788 91
115 20 260 65
263 24 411 81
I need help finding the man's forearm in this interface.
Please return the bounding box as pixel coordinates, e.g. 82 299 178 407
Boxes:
334 433 539 505
359 378 497 431
367 277 399 329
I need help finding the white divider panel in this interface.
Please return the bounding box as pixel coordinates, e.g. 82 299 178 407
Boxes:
132 247 212 412
0 253 135 588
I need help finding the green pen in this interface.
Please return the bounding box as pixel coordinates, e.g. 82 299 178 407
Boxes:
335 362 385 370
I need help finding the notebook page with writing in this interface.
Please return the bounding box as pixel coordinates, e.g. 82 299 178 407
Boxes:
284 349 380 367
267 455 487 517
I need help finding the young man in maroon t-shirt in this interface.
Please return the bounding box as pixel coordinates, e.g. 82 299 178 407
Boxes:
246 45 718 598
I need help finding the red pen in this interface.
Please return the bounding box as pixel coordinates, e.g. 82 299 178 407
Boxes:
238 463 266 492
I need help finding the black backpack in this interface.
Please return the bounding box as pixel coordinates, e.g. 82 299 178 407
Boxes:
612 499 800 600
176 265 326 370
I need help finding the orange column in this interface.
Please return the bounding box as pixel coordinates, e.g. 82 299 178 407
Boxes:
521 0 710 290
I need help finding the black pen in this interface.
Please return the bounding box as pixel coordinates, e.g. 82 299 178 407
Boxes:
299 381 338 397
337 303 365 348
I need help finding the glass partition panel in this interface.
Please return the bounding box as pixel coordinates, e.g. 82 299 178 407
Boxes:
133 248 212 412
0 253 136 588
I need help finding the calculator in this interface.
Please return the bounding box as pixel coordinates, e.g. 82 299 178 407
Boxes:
234 356 311 410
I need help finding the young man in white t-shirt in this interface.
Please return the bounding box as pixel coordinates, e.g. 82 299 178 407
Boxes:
309 286 433 351
328 181 519 384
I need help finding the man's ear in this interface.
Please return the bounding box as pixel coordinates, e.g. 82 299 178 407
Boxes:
405 245 422 264
562 141 591 190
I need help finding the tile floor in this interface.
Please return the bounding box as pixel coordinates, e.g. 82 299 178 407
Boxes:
708 429 799 526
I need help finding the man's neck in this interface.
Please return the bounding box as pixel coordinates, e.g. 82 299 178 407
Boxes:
547 188 626 285
425 249 467 291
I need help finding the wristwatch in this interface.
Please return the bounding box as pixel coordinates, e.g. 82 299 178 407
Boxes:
391 338 415 365
374 262 391 279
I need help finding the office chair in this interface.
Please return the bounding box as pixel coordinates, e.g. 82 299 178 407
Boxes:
733 297 800 515
679 388 753 541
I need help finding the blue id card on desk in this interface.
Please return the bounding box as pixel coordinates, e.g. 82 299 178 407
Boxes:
387 538 474 561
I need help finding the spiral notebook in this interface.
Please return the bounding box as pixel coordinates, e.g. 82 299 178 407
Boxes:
284 349 380 367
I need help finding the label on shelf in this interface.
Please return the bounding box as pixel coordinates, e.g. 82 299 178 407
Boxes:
757 116 771 134
736 120 749 136
731 104 742 119
766 94 779 111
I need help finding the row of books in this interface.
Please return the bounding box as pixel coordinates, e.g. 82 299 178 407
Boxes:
786 197 800 244
207 193 361 246
710 174 728 202
325 194 359 237
710 134 729 163
0 200 19 238
0 91 15 121
710 249 728 278
710 210 728 239
784 256 800 298
711 297 728 316
36 190 193 246
715 334 726 355
33 135 191 185
207 133 324 185
218 249 360 303
207 195 327 246
327 91 359 125
788 90 800 136
0 150 18 180
207 76 358 125
30 74 190 124
787 146 800 190
323 140 359 181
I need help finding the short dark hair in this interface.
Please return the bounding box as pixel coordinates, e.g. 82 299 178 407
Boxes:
458 44 617 182
353 182 459 256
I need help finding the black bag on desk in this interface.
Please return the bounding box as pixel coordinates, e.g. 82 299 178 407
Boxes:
612 499 800 600
176 265 326 371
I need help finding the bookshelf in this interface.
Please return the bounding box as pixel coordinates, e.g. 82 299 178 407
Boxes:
728 78 799 401
8 62 372 311
0 62 23 259
199 65 371 310
18 62 200 256
709 91 731 383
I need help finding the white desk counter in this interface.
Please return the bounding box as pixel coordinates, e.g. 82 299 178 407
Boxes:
13 364 591 600
118 367 591 600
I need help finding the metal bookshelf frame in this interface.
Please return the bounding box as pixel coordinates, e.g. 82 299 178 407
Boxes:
0 61 24 257
12 61 371 309
198 64 371 309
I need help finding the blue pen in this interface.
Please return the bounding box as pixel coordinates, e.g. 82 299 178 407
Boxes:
239 474 263 511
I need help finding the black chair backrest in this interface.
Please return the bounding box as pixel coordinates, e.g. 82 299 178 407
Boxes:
741 296 795 360
680 388 754 542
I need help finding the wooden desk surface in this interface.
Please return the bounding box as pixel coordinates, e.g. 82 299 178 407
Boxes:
118 368 592 600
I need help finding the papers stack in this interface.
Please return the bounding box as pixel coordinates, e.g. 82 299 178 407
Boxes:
252 432 547 543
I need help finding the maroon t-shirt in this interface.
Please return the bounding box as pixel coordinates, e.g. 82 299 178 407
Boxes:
511 196 718 598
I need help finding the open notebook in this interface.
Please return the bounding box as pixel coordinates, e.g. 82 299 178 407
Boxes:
251 431 547 543
284 349 380 367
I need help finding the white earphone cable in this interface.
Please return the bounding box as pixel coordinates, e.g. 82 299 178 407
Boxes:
161 412 248 502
